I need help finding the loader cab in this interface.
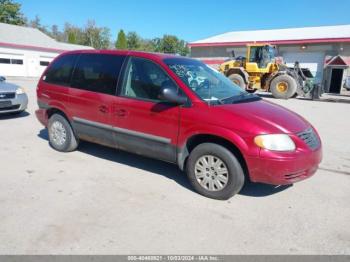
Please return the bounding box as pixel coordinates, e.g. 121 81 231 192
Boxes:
246 44 277 72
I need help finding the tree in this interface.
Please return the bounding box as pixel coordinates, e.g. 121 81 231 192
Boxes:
64 23 82 44
83 20 110 49
28 15 49 34
140 38 157 52
126 31 141 50
62 20 110 49
67 30 77 44
152 35 189 56
0 0 26 25
49 24 64 42
115 30 127 49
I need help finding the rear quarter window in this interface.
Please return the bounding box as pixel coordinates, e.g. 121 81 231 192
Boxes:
44 54 77 86
71 54 126 95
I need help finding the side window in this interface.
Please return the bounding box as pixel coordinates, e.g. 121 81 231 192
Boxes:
121 57 178 101
44 54 77 85
71 54 125 95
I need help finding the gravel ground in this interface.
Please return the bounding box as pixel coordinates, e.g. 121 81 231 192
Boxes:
0 78 349 254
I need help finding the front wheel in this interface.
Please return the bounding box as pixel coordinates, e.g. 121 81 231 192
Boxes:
48 114 79 152
228 74 246 89
186 143 245 200
270 74 297 99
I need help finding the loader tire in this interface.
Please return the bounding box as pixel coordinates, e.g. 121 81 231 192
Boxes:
229 74 246 89
270 74 297 99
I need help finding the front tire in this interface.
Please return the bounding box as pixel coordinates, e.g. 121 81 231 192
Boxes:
186 143 245 200
48 114 78 152
270 74 297 99
228 74 246 89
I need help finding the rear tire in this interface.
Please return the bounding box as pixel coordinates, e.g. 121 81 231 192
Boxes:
186 143 245 200
270 74 297 99
228 74 246 89
48 114 78 152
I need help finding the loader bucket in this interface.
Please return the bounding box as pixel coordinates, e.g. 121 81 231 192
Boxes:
301 68 314 78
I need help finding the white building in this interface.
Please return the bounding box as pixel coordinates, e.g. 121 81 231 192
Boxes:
0 22 93 78
189 25 350 93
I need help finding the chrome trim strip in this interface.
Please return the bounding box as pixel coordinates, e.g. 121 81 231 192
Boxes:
73 117 171 144
112 126 171 144
73 117 111 130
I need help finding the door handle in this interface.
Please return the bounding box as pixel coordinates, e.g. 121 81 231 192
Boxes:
98 105 109 114
115 109 127 117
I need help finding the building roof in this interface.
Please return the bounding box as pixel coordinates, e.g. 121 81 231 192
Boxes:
0 22 93 53
325 55 350 67
189 25 350 47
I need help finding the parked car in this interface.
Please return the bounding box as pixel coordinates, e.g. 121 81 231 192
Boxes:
343 76 350 91
0 76 28 114
35 50 322 199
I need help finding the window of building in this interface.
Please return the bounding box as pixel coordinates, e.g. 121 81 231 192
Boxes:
11 59 23 65
0 58 24 64
0 58 11 64
71 54 126 95
40 61 50 66
44 54 78 86
120 57 178 102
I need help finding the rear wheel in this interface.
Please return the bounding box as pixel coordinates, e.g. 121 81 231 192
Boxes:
48 114 78 152
228 74 246 89
186 143 245 200
270 74 297 99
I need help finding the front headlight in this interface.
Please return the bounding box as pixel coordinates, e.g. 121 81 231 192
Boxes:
16 87 25 95
254 134 296 152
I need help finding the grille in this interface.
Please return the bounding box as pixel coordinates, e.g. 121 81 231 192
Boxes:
0 104 20 111
297 128 320 150
0 92 15 99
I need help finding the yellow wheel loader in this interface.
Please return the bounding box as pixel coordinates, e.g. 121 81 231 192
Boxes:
218 44 315 99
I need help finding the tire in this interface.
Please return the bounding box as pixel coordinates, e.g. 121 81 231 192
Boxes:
270 74 297 99
228 74 246 89
48 113 78 152
186 143 245 200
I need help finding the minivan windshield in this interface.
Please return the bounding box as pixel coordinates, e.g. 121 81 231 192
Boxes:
164 58 261 105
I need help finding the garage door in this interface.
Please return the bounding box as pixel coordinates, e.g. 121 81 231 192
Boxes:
283 52 325 83
0 53 26 77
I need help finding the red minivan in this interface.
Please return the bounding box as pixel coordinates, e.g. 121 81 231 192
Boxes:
36 50 322 199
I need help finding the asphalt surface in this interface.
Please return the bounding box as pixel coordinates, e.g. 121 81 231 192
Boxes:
0 78 349 254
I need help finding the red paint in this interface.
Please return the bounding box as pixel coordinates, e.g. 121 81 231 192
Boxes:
325 55 350 66
36 50 322 186
188 37 350 47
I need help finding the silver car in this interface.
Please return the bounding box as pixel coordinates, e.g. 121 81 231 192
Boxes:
0 76 28 114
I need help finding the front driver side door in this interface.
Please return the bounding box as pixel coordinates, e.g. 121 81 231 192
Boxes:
111 56 181 163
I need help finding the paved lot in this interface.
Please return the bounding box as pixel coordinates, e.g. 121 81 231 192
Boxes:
0 78 349 254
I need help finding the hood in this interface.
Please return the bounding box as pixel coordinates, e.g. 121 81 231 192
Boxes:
0 81 20 93
217 99 310 134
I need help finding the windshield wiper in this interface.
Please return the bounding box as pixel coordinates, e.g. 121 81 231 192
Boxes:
225 92 260 104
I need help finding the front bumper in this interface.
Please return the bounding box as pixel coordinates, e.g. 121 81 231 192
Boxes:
246 146 322 185
35 108 48 126
0 93 28 114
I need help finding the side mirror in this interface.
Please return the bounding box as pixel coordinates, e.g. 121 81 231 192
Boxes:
159 85 188 105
